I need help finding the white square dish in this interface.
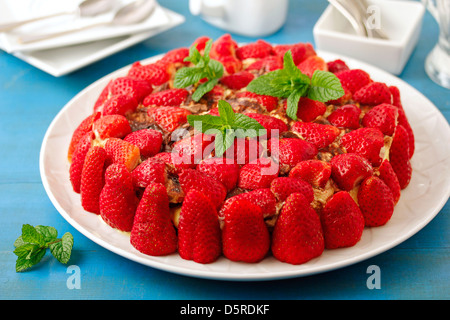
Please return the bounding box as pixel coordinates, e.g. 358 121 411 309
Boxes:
313 0 425 75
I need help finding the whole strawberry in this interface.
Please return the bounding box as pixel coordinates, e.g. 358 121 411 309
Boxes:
148 106 191 133
221 199 270 263
109 77 153 103
101 94 138 117
69 132 94 193
219 188 277 220
377 159 401 204
80 146 107 214
270 138 318 169
245 113 288 139
361 103 398 136
327 104 361 130
297 55 328 78
178 190 221 264
295 97 327 122
340 127 385 166
336 69 372 94
124 129 163 158
92 114 132 141
353 82 392 106
270 177 314 203
320 191 365 249
131 157 167 189
235 39 273 60
104 138 141 172
291 122 341 150
389 124 412 189
130 183 177 256
271 193 324 265
197 157 240 192
127 61 171 87
289 159 332 188
358 176 395 227
238 158 280 190
100 163 139 232
219 71 254 90
67 112 100 162
143 88 189 107
330 153 374 191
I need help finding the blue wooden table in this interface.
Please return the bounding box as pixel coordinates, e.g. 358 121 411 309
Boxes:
1 0 448 300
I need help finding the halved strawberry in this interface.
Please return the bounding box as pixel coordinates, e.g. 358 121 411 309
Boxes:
99 163 139 232
127 61 171 87
235 39 273 60
69 132 94 193
131 157 167 189
362 103 398 136
327 59 349 74
320 191 365 249
178 189 221 264
340 127 385 166
271 193 324 265
191 36 211 52
357 176 395 227
353 82 392 106
221 199 270 263
197 157 240 192
80 146 107 214
143 88 189 107
235 91 279 112
289 159 332 188
210 34 238 58
67 112 100 162
294 97 327 122
297 55 328 77
269 138 318 169
92 114 132 141
237 158 279 190
124 129 163 158
148 106 191 133
389 124 412 189
291 122 341 149
245 55 283 72
178 168 227 209
104 137 140 171
396 107 415 159
270 177 314 203
377 159 401 204
336 69 372 94
330 153 374 191
101 94 138 117
216 55 242 74
219 71 254 90
327 104 361 130
130 182 177 256
109 77 153 103
273 43 316 65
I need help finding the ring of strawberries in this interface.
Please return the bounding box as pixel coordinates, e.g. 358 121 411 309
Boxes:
67 34 414 265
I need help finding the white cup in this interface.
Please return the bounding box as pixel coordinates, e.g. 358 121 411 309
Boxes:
189 0 289 37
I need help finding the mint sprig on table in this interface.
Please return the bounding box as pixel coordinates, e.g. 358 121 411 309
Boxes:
13 224 73 272
246 50 345 120
187 100 265 157
174 39 224 102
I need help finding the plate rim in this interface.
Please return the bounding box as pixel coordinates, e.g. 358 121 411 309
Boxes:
39 49 450 281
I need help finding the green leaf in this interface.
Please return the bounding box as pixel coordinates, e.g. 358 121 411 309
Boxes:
286 87 307 121
191 78 219 102
49 232 73 264
21 224 45 247
173 67 205 88
246 70 291 97
233 113 265 131
15 247 46 272
218 100 235 125
206 59 224 80
308 70 345 102
35 225 58 243
187 114 223 133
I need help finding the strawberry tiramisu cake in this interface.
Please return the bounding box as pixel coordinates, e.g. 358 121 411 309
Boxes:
67 34 414 265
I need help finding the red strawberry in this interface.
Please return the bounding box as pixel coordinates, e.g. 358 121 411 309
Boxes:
221 199 270 263
224 137 264 165
396 107 415 158
289 159 332 188
219 71 254 90
143 88 189 107
179 168 227 209
327 83 352 105
153 152 196 174
197 157 240 191
92 114 132 141
353 82 392 106
273 43 316 65
389 125 412 189
104 138 140 171
205 85 225 100
246 113 288 139
245 55 283 72
171 133 215 165
327 104 361 129
357 176 395 227
297 55 328 77
130 182 177 256
101 94 138 117
389 85 403 109
269 138 318 169
340 127 385 166
99 163 139 232
178 189 221 264
109 77 153 102
191 36 211 52
80 146 107 214
320 191 365 249
148 106 191 133
127 61 171 86
377 159 401 204
124 129 163 158
291 122 341 149
330 153 374 191
235 40 273 60
131 157 167 189
295 97 327 122
69 132 94 193
362 103 398 136
270 177 314 203
271 193 324 265
160 47 190 65
336 69 372 94
67 112 100 162
238 158 279 190
219 188 277 219
93 80 113 112
210 34 238 58
327 59 349 74
235 91 279 112
216 55 242 74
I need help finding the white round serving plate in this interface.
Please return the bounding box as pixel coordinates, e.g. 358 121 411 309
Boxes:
40 50 450 281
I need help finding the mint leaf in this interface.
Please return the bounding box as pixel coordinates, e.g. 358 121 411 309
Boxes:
218 100 235 125
191 78 219 102
14 244 46 272
308 70 345 102
173 67 205 88
246 70 291 97
187 114 223 133
49 232 74 264
286 86 309 121
21 224 45 246
35 225 58 243
233 113 265 132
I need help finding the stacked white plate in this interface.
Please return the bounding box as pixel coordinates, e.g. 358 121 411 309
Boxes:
0 0 185 76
